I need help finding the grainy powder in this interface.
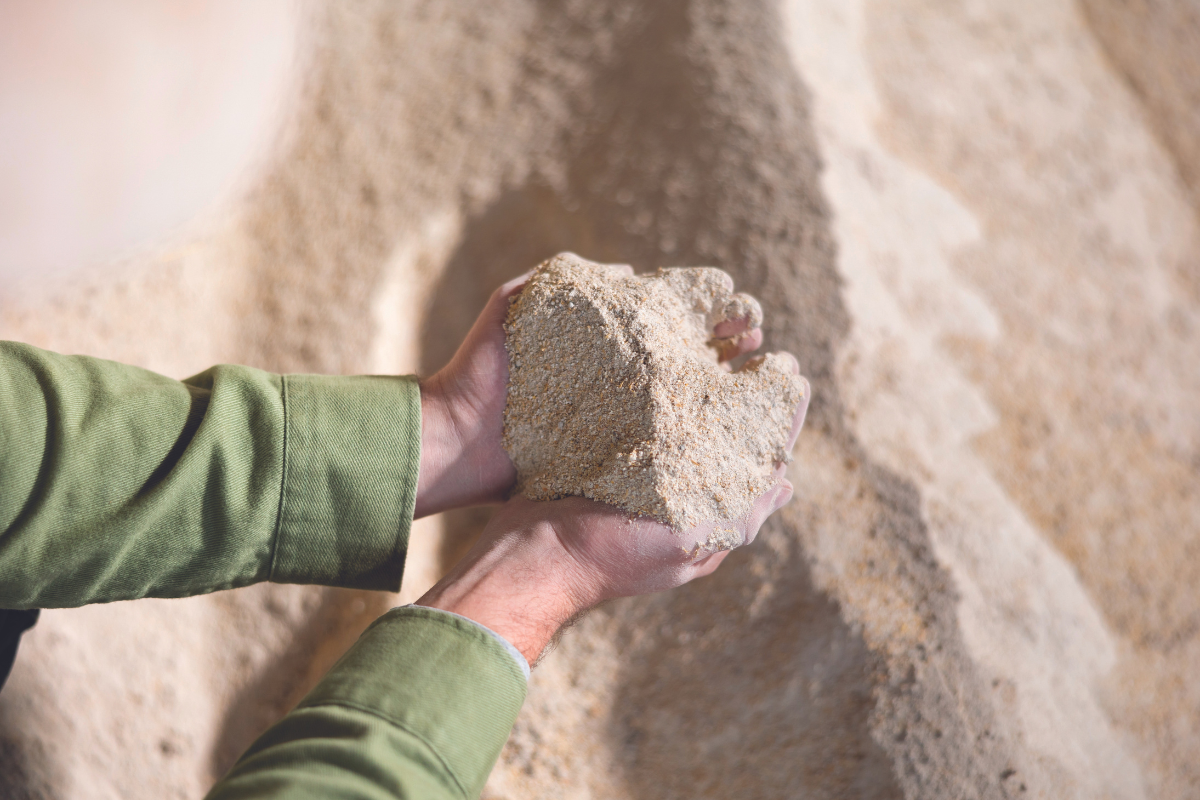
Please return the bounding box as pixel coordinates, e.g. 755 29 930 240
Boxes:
503 253 806 530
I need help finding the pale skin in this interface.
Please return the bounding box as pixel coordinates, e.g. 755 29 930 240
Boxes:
415 268 810 664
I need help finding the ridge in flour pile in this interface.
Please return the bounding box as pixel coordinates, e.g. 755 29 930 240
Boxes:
503 253 806 531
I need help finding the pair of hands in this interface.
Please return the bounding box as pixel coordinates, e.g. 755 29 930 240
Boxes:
414 270 809 663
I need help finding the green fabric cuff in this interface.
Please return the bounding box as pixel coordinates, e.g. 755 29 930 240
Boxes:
298 606 528 798
270 374 421 591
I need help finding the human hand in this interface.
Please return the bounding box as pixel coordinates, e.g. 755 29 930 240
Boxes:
414 274 524 518
414 263 768 518
416 360 809 663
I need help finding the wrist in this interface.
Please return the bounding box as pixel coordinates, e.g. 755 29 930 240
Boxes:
415 375 516 518
415 521 598 664
414 377 459 518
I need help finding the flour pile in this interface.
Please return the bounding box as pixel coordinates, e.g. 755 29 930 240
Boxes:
503 253 806 530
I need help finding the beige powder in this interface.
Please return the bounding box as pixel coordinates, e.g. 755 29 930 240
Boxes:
503 253 806 531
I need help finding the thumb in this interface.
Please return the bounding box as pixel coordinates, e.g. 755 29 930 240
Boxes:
740 479 793 547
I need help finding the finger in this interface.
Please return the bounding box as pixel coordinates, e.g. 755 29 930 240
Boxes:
718 292 762 330
713 327 763 362
712 316 755 339
777 352 800 375
690 549 731 578
740 479 794 547
471 272 536 353
498 269 535 299
603 263 635 276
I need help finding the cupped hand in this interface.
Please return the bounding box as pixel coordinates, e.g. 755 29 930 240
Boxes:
502 477 794 605
531 351 808 605
416 359 810 663
413 262 773 518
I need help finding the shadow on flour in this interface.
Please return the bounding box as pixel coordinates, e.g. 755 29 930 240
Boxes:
419 177 901 796
413 0 947 792
418 181 900 800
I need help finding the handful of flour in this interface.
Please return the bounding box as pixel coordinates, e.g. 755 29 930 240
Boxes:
502 253 805 530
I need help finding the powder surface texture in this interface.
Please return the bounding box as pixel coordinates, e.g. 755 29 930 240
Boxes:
503 253 806 531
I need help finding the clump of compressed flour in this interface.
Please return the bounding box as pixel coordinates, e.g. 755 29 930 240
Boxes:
503 253 806 531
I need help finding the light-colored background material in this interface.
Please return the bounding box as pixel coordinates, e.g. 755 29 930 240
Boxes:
1 1 1197 797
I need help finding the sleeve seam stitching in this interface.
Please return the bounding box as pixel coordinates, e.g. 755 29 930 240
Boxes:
267 374 290 583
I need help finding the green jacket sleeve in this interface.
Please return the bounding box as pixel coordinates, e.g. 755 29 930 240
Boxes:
207 606 528 800
0 341 422 607
0 341 527 799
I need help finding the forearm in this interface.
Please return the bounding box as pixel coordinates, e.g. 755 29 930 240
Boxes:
0 342 421 608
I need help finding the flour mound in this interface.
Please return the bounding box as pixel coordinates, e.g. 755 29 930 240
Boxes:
503 253 806 530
